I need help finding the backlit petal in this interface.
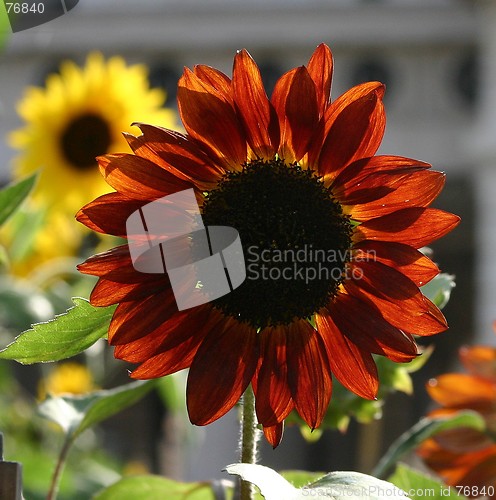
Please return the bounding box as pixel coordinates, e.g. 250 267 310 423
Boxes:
316 307 378 399
356 207 461 248
177 68 247 171
287 320 332 428
232 49 279 159
187 319 258 426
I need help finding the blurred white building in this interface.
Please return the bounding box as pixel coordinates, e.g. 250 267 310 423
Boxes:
1 0 493 482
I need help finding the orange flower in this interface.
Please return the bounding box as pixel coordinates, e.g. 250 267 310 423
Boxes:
417 345 496 494
77 44 459 447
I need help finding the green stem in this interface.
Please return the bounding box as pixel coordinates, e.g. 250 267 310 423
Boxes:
239 384 259 500
47 434 72 500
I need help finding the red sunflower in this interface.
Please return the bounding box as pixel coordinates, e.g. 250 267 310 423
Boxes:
417 344 496 494
77 44 460 447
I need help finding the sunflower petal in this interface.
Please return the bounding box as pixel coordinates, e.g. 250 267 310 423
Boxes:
356 207 461 248
317 83 385 180
193 65 233 102
187 319 258 426
126 306 218 371
307 43 333 116
331 155 431 194
286 320 332 429
353 241 440 287
316 307 378 399
459 345 496 381
327 292 419 362
254 327 294 427
263 422 285 449
340 170 446 220
108 290 177 345
271 66 319 162
177 68 247 171
232 49 279 159
76 192 143 237
344 259 447 336
427 374 496 410
125 124 224 188
98 153 191 200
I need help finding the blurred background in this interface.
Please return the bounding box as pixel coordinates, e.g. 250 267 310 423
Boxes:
0 0 493 495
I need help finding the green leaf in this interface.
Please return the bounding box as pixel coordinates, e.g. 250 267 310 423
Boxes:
0 298 115 364
0 173 38 227
372 411 486 479
226 464 407 500
225 464 298 499
39 379 157 440
421 274 455 310
92 475 219 500
388 463 468 500
0 1 10 50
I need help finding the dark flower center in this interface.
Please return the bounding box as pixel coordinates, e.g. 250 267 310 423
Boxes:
61 113 111 170
202 158 353 329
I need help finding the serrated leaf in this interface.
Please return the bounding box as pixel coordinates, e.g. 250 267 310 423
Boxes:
92 475 220 500
421 274 455 310
388 463 468 500
39 379 157 440
373 411 486 479
0 298 115 364
0 173 38 226
226 464 407 500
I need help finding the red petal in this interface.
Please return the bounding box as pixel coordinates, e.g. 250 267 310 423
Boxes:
327 292 419 362
341 170 446 220
315 307 378 399
353 241 440 287
263 422 285 448
177 68 247 171
271 66 320 162
356 207 460 248
125 124 225 189
286 320 332 429
307 43 333 116
76 193 143 238
232 49 279 159
187 319 258 425
108 290 177 345
98 153 191 200
316 83 386 180
193 65 233 102
127 306 219 374
460 345 496 381
78 245 131 276
344 260 447 336
254 326 294 427
90 278 162 307
332 155 431 193
427 374 496 411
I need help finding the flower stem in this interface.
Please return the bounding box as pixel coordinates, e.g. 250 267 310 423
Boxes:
47 434 72 500
239 384 259 500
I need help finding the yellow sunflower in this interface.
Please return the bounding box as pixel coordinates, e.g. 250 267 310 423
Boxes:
4 52 177 274
38 362 96 400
